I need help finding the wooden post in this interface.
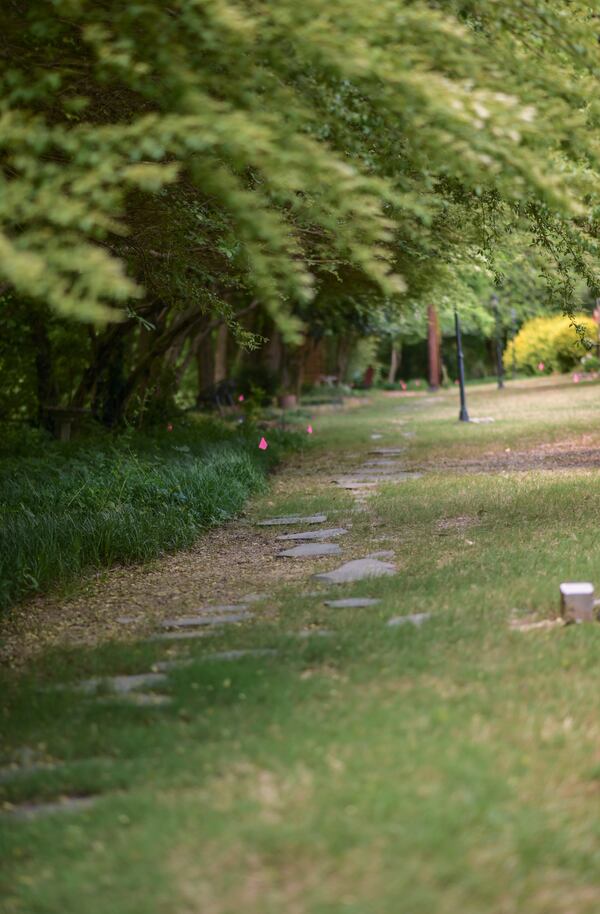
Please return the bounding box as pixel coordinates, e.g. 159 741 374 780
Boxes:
427 304 441 390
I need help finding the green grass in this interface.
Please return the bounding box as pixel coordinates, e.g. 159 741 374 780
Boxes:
0 416 300 611
3 377 600 913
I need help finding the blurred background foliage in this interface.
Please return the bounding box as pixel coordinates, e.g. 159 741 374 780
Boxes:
0 0 599 426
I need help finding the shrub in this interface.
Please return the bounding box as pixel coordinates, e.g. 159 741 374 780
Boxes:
504 314 597 375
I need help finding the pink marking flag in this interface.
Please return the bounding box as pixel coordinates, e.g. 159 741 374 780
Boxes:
167 423 174 432
537 361 545 372
307 425 313 434
258 437 268 450
238 394 245 402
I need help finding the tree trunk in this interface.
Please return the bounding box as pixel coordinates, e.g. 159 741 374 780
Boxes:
93 335 127 427
213 324 228 383
336 335 353 384
29 309 58 428
196 332 215 401
388 342 402 383
427 304 441 390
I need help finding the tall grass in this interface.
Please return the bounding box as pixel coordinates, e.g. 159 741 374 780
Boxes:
0 417 298 611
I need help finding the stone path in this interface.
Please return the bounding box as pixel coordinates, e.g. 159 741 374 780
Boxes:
160 610 253 628
277 543 342 558
4 412 431 820
276 527 348 541
257 514 328 526
314 557 397 584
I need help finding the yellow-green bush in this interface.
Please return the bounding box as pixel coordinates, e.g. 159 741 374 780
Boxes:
504 314 597 374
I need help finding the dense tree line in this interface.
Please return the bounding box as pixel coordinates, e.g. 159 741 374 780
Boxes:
1 0 598 426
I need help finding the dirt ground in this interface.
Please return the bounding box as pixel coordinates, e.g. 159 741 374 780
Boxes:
0 450 357 669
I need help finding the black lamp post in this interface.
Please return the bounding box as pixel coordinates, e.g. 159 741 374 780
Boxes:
491 293 504 389
454 307 470 422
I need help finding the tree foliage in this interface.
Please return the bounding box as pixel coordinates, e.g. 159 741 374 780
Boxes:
1 0 599 422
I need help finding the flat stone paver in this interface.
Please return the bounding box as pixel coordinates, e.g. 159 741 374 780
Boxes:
0 762 59 783
149 631 213 642
156 650 277 665
75 672 168 695
203 649 278 661
161 611 253 629
295 629 333 638
335 478 379 489
324 597 381 608
356 465 404 474
336 474 421 488
100 692 173 707
257 514 327 526
276 527 348 542
363 459 404 467
5 796 97 820
370 448 405 455
277 543 342 558
387 613 431 627
314 557 396 584
152 659 193 671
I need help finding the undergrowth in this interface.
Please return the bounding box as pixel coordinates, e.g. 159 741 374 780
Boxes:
0 416 301 612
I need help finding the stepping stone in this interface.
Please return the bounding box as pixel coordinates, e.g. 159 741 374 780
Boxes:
277 543 342 558
203 649 278 661
100 693 173 707
257 514 327 526
365 550 394 559
470 417 495 424
351 470 405 479
324 597 380 608
295 629 333 638
370 433 383 440
239 593 267 603
0 762 59 784
5 796 97 820
152 659 193 672
160 612 253 629
361 460 403 468
335 478 379 489
276 527 348 542
116 615 137 625
149 631 213 642
314 558 396 584
155 650 276 666
75 672 168 695
387 613 431 627
370 448 405 455
336 474 421 488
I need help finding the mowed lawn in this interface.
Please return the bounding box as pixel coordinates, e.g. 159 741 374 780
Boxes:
3 377 600 914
